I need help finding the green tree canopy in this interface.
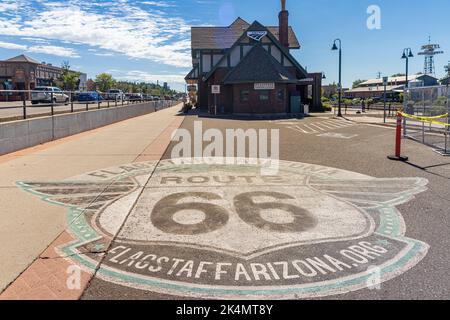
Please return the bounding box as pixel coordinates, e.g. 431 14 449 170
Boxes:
95 73 115 92
352 79 367 88
57 61 81 90
92 73 178 95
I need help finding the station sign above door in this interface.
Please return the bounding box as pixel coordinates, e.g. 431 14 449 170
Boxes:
254 82 275 90
247 31 267 42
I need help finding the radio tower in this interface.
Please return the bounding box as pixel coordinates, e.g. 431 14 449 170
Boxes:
418 37 444 76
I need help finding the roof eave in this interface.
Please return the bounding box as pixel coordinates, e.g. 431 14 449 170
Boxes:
224 79 298 85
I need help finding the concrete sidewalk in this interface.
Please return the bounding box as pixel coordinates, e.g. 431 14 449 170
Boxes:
0 104 184 297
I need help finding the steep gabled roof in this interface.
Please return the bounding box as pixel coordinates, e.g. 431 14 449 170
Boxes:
230 17 250 30
203 20 307 82
266 26 300 49
191 17 300 50
223 44 297 84
4 54 40 64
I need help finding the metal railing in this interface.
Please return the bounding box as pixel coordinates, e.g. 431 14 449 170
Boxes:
0 89 178 122
403 85 450 156
332 102 402 117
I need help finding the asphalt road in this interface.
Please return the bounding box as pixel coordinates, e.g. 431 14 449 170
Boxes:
79 114 450 300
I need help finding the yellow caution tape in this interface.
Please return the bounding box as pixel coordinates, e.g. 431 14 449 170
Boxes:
400 112 450 127
422 113 449 119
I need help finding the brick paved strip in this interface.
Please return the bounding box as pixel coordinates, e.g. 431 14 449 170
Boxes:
0 232 93 300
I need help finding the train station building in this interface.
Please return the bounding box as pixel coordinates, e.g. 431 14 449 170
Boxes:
185 0 323 116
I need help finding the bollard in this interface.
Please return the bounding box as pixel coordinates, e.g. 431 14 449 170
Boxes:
22 92 27 119
50 91 54 116
70 92 74 113
445 132 448 155
388 112 408 161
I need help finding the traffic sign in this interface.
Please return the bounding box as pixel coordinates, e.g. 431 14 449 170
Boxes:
211 85 220 94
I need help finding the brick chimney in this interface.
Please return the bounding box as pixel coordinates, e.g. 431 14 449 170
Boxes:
279 0 289 48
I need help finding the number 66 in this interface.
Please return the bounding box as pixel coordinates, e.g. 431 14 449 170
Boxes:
151 191 316 235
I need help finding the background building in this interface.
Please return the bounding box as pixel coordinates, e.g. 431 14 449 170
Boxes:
0 54 87 100
345 74 439 99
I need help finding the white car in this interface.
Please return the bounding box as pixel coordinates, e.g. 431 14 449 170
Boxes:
106 89 125 101
31 87 69 104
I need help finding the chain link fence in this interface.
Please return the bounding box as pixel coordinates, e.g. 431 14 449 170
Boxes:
403 85 450 155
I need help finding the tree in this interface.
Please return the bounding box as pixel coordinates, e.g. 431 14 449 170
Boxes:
57 61 81 90
352 79 366 88
391 73 406 77
95 73 115 92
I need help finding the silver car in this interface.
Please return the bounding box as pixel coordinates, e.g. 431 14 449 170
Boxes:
31 87 69 104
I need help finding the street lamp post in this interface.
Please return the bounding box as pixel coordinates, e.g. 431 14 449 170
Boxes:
401 48 414 136
401 48 414 109
332 39 343 117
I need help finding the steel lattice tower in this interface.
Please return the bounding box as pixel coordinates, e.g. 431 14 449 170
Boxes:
418 37 444 76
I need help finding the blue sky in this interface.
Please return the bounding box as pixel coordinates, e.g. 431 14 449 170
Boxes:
0 0 449 91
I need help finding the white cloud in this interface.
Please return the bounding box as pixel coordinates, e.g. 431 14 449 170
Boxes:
0 0 19 12
114 70 187 85
0 39 79 58
0 0 192 68
0 41 27 50
94 52 114 57
28 45 80 58
20 37 51 44
141 1 175 8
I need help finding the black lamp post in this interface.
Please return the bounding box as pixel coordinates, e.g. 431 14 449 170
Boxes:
401 48 414 110
332 39 343 117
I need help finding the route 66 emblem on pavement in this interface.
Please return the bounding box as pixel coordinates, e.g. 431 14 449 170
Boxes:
18 158 429 299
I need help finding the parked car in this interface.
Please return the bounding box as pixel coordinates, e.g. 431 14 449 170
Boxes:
31 86 69 104
77 91 103 102
105 89 125 101
371 96 383 103
125 93 143 101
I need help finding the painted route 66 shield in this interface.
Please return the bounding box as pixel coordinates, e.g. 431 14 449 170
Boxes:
18 158 429 299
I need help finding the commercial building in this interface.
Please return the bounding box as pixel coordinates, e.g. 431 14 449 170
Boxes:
185 0 322 115
0 54 87 100
345 74 439 99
